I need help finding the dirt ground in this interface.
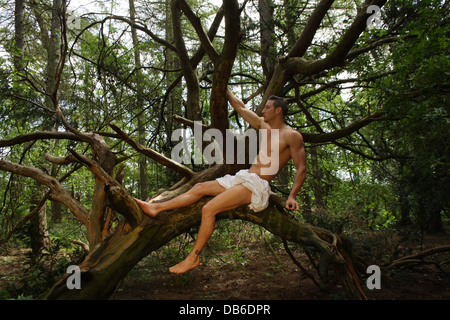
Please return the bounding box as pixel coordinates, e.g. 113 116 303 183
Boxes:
112 229 450 301
1 226 449 301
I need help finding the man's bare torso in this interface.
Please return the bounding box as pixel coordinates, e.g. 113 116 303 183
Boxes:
249 125 296 181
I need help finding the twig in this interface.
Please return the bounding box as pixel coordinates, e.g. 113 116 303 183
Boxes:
260 227 283 266
109 124 194 179
385 245 450 269
283 239 321 287
73 240 90 254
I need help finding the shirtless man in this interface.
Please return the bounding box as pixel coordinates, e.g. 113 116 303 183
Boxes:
135 88 306 274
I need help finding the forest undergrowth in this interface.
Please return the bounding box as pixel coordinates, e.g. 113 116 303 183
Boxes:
1 214 449 300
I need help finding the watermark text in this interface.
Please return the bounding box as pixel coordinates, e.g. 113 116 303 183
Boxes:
366 265 381 289
366 5 383 30
66 265 81 290
171 122 279 175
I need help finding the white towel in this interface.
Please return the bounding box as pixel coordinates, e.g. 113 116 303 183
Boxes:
216 169 273 212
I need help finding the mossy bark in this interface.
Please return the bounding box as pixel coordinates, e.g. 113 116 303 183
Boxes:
45 186 356 300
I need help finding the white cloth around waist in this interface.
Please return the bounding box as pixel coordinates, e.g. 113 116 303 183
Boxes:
216 169 273 212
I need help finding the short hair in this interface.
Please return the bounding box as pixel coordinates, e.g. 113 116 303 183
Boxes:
268 95 288 118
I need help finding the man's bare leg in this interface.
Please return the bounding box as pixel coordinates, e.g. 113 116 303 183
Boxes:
135 181 226 218
169 184 252 274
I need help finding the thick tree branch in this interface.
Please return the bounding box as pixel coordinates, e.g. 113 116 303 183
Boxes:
259 0 388 110
44 153 77 165
318 0 387 69
178 0 220 64
0 160 89 224
109 124 194 179
45 187 355 299
210 0 240 134
67 148 144 228
301 111 382 143
171 0 201 121
288 0 336 58
189 6 224 68
0 131 89 147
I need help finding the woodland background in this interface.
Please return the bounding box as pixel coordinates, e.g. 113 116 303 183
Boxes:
0 0 449 300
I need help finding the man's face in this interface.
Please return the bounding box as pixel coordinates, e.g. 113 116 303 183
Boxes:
262 100 278 122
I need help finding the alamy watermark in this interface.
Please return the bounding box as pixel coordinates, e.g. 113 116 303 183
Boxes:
171 121 279 176
67 8 86 31
366 265 381 290
366 5 383 30
66 265 81 290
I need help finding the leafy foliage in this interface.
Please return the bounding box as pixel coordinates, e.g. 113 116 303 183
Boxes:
0 0 449 299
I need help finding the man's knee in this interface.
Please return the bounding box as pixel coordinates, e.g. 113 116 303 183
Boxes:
190 182 206 195
202 202 216 217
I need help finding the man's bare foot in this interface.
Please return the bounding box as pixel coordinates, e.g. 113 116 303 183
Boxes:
169 254 200 274
134 198 160 218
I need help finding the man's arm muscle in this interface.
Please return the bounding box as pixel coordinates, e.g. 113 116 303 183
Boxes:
227 88 263 129
286 131 307 210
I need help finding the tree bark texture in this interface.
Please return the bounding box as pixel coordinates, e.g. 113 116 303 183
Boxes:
44 163 358 300
38 150 368 299
1 0 399 300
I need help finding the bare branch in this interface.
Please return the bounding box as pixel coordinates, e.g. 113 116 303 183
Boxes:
105 15 177 52
301 111 382 143
314 0 388 69
385 245 450 269
0 163 82 245
73 240 90 255
172 114 210 133
288 0 336 58
178 0 220 64
345 35 409 62
0 131 89 148
0 160 88 224
109 124 194 179
0 190 50 246
44 153 77 165
66 148 144 227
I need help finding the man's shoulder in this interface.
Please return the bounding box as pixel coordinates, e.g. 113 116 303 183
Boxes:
283 126 303 140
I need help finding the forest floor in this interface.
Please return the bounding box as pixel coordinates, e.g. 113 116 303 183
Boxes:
1 222 449 300
112 223 450 301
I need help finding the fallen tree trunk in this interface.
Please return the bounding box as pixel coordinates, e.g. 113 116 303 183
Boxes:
44 165 365 300
2 129 367 299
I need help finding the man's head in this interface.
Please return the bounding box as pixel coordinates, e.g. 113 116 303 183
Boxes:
262 96 288 122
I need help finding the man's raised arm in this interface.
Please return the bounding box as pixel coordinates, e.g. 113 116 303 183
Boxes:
227 88 263 129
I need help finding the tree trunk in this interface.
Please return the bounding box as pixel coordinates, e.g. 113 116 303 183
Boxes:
13 0 25 72
428 204 443 233
29 189 50 255
259 0 276 76
51 201 62 223
129 0 149 200
23 0 62 253
44 163 364 300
